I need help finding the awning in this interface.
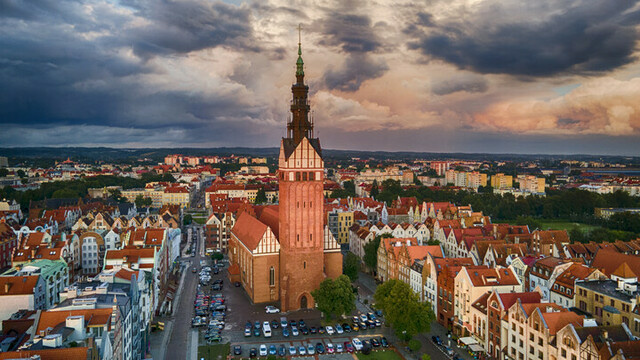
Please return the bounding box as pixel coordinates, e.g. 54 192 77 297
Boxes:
469 344 485 353
459 337 478 345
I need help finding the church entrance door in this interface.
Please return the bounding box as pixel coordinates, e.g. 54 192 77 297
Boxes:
300 295 308 309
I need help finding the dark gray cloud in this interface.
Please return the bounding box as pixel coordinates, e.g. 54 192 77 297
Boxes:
121 0 259 58
408 1 639 76
432 76 488 95
316 12 382 53
323 54 389 92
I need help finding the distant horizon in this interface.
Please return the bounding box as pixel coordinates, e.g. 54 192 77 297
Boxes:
1 146 639 159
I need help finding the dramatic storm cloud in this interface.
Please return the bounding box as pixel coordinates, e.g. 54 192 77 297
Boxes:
1 0 639 154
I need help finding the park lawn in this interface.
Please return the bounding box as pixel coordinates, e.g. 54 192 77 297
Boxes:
198 343 230 360
357 350 404 360
538 220 599 233
192 217 206 225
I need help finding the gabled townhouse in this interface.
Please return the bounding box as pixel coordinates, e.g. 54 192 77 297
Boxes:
397 245 443 287
526 257 571 300
552 324 638 360
204 211 236 252
349 224 374 260
454 266 521 335
508 256 540 288
376 238 418 282
436 258 475 329
477 291 542 359
590 249 640 279
0 222 18 269
549 263 607 308
532 230 569 257
505 302 584 360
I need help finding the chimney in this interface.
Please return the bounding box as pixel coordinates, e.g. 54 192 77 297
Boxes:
42 333 63 348
602 330 608 340
65 315 86 341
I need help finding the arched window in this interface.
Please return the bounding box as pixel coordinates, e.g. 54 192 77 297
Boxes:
269 267 275 286
303 261 306 269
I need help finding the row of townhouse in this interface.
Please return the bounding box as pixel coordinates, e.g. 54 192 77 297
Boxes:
205 182 278 207
121 182 193 208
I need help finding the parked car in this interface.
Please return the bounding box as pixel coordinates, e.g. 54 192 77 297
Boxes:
352 338 363 351
254 321 261 329
253 328 260 337
375 319 382 327
249 348 257 358
233 346 242 355
315 342 325 354
288 346 297 355
307 344 316 355
335 325 343 334
301 327 309 335
326 343 335 354
282 328 290 337
432 335 442 346
351 323 360 331
371 338 381 347
265 305 280 314
244 328 251 337
444 346 455 356
310 326 317 334
298 346 306 355
381 337 389 347
318 327 325 334
280 317 288 328
191 267 197 273
344 342 354 353
291 327 299 336
259 345 267 356
326 326 335 335
342 323 351 332
360 314 368 322
336 343 344 353
271 320 279 329
367 312 376 320
278 345 286 357
269 345 277 355
234 281 241 287
299 319 306 327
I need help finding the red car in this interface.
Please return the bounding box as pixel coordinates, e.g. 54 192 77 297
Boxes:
344 342 354 353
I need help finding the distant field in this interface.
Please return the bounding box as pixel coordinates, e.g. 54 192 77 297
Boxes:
538 220 599 233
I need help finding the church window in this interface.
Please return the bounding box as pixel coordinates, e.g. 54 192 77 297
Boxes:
303 261 306 269
296 172 301 181
303 172 308 181
297 234 300 242
310 234 312 241
269 267 275 286
309 172 315 180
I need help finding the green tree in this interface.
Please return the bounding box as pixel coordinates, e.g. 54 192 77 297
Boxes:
374 280 435 340
17 169 26 178
422 354 431 360
211 252 224 261
364 234 392 271
183 214 193 226
0 168 8 177
408 339 422 351
311 275 356 320
370 180 379 198
108 188 125 203
343 252 360 282
254 188 268 204
569 226 586 243
135 195 153 208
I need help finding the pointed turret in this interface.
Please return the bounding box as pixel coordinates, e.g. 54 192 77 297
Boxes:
287 26 313 145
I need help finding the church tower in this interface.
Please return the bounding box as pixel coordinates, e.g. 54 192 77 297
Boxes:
278 33 338 312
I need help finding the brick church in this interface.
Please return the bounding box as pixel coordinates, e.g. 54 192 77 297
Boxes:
227 39 343 312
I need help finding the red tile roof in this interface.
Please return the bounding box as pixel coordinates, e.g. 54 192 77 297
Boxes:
36 308 113 333
232 212 269 251
592 249 640 278
0 276 40 296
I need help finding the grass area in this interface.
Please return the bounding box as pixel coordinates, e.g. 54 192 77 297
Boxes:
198 343 230 360
357 350 404 360
538 220 600 233
192 217 206 225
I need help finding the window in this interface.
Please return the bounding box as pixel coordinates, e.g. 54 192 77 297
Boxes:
611 299 615 307
529 334 534 341
538 338 543 346
269 267 275 286
302 172 307 181
561 349 566 357
303 261 306 269
296 172 301 181
309 172 315 181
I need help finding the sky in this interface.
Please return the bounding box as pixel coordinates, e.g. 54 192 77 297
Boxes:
1 0 640 155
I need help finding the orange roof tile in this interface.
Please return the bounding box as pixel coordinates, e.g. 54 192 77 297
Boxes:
232 212 269 251
592 249 640 277
0 276 40 296
36 308 113 333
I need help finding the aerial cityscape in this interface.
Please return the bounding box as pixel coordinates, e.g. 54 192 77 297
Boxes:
1 1 640 360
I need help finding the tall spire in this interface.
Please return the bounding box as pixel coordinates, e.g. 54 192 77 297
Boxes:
288 23 312 145
296 24 304 78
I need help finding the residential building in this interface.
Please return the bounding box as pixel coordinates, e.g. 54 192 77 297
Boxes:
327 209 354 245
517 175 546 194
491 173 513 189
1 259 69 309
0 276 46 331
549 263 607 308
436 258 475 329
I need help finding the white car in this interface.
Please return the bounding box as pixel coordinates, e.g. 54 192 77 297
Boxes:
265 305 280 314
263 321 270 328
259 345 268 356
360 314 368 322
288 346 297 355
352 338 363 351
326 326 335 335
336 343 344 353
298 346 306 355
291 327 299 336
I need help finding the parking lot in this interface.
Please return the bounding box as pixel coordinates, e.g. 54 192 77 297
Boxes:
190 258 396 358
